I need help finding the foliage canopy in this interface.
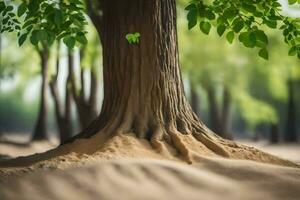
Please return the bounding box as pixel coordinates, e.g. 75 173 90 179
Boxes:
0 0 300 58
185 0 300 60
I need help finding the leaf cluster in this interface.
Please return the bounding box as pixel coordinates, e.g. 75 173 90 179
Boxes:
0 0 88 49
185 0 300 60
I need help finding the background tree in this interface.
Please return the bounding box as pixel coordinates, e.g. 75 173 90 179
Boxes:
49 42 73 143
31 45 49 141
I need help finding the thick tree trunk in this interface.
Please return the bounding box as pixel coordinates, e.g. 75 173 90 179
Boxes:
32 48 49 141
70 0 233 162
285 79 297 142
64 0 295 166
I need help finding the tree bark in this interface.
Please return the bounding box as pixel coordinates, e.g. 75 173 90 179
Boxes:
285 79 297 142
32 48 49 141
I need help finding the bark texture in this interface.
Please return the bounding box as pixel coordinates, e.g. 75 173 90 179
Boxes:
32 48 49 141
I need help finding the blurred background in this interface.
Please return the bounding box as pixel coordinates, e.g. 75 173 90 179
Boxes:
0 2 299 162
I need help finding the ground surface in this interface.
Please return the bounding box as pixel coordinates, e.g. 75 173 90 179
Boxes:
1 158 300 200
0 133 300 200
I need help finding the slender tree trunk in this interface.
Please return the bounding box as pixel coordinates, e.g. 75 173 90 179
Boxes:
190 82 200 117
32 48 49 141
221 86 232 139
206 85 222 134
285 79 297 142
270 123 279 144
50 43 72 143
68 49 99 131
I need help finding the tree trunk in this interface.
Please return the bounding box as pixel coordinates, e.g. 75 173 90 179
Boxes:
68 0 234 162
68 50 99 130
221 86 232 139
190 82 200 117
206 85 222 135
64 0 295 166
285 79 297 142
50 43 72 143
270 123 279 144
32 48 49 141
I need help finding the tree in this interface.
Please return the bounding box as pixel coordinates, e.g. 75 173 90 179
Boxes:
1 0 300 166
69 35 100 130
49 42 73 143
285 75 297 142
32 45 49 141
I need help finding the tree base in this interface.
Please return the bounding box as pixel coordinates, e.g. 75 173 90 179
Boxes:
0 128 298 178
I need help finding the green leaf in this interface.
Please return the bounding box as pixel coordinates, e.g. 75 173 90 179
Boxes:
188 20 197 30
76 34 87 45
239 32 256 48
288 46 297 56
288 0 297 5
54 9 63 26
217 25 226 36
32 29 47 42
200 21 211 35
254 30 268 46
126 33 141 44
63 36 76 49
185 4 196 11
187 9 197 30
242 3 256 13
226 31 234 44
264 19 277 29
18 33 27 46
259 48 269 60
204 10 215 20
6 6 13 12
223 9 237 19
30 31 39 46
17 3 27 17
233 19 244 33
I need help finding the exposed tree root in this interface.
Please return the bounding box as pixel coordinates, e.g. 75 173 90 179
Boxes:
0 112 299 179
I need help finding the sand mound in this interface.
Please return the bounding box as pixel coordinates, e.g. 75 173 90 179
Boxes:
0 133 298 178
1 158 300 200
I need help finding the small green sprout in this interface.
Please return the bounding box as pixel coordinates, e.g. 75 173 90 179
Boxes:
126 32 141 44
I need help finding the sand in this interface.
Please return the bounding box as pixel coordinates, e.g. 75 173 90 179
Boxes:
1 158 300 200
0 133 300 199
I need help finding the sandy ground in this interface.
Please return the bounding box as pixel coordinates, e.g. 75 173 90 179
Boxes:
0 134 300 200
1 158 300 200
